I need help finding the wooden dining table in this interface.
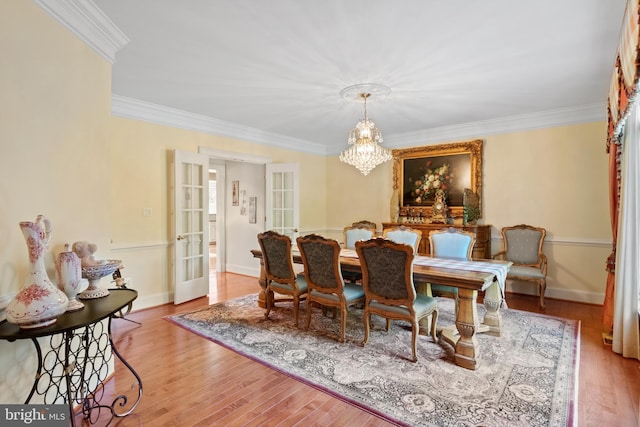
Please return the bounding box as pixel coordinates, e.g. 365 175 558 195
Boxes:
250 248 512 370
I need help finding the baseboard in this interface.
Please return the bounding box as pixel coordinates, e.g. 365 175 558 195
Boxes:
226 264 261 278
506 283 604 305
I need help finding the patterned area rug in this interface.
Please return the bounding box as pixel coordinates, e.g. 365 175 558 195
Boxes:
166 294 579 426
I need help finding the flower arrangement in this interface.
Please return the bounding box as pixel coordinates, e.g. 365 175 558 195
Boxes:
412 161 454 204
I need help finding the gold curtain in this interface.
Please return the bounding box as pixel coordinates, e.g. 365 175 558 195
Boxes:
604 0 640 329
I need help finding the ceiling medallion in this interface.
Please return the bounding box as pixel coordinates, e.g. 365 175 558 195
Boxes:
339 84 392 176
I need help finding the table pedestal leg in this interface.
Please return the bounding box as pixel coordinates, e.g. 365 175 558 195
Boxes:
481 281 503 336
440 288 480 370
256 258 272 309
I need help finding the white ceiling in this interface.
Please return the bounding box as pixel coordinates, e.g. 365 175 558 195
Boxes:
94 0 627 155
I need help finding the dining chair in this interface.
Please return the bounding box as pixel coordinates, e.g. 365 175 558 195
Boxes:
343 220 376 250
296 234 365 343
427 227 476 303
382 225 422 253
355 238 438 362
493 224 547 308
342 220 376 283
257 230 308 326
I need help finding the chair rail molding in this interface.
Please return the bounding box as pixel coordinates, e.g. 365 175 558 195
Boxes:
34 0 129 64
491 235 610 248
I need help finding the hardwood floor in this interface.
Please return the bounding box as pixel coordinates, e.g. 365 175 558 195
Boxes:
76 273 640 426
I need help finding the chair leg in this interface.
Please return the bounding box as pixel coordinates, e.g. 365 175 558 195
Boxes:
339 306 346 343
362 310 371 346
410 320 418 363
385 318 391 331
430 309 439 344
305 299 312 330
539 279 546 309
293 296 299 326
264 287 272 320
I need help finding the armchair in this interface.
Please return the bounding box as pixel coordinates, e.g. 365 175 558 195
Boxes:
257 230 308 326
297 234 365 343
355 238 438 362
342 220 376 283
427 228 476 301
382 225 422 253
493 224 547 308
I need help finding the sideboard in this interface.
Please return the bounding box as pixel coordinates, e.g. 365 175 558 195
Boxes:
381 223 492 259
0 288 142 426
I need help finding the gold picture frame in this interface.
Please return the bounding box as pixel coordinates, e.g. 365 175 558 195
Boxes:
392 139 483 219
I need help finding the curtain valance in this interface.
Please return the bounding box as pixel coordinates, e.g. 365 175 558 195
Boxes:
607 0 640 152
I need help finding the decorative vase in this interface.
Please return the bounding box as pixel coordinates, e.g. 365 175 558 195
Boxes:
6 215 69 329
390 189 400 223
78 260 122 299
56 244 87 311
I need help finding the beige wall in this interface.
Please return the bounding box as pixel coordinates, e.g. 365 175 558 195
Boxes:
0 1 114 403
0 0 613 403
327 123 612 302
108 116 328 306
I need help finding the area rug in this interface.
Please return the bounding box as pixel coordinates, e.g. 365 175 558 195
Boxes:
165 295 579 426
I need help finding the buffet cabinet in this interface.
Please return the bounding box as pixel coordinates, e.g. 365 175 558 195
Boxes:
381 222 492 259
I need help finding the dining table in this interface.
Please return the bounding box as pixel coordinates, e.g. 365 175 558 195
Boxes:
250 247 512 370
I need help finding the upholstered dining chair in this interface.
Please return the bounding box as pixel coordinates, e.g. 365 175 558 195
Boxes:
382 225 422 253
493 224 547 308
343 220 376 250
427 228 476 302
355 238 438 362
342 220 376 283
257 230 308 326
296 234 365 343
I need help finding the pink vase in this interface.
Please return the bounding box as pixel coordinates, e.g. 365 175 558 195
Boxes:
6 215 68 329
56 244 87 312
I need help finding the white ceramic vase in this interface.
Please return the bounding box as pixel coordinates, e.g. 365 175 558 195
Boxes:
56 244 87 311
6 215 69 329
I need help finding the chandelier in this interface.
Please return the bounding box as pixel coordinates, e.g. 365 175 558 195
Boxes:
339 87 392 175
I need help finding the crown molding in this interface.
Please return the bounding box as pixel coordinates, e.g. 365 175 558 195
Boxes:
384 103 606 149
112 94 605 156
111 94 329 156
34 0 129 64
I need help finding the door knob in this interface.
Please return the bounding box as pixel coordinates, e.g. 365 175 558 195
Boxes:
177 235 186 241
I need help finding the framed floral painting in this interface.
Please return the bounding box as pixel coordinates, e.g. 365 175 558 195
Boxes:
392 139 483 219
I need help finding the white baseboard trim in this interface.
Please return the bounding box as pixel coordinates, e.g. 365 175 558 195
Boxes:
226 264 261 278
506 283 604 305
132 292 173 311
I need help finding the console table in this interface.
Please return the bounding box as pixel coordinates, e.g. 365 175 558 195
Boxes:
382 222 492 259
0 288 142 426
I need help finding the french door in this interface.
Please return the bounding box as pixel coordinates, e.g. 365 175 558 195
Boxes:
173 149 209 304
265 163 299 240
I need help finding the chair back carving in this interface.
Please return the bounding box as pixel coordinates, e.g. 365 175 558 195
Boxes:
352 220 376 230
382 225 422 253
297 234 343 292
343 221 376 249
257 230 296 285
429 227 476 260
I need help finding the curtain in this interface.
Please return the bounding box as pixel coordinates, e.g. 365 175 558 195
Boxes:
612 105 640 359
604 0 639 331
602 143 619 331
